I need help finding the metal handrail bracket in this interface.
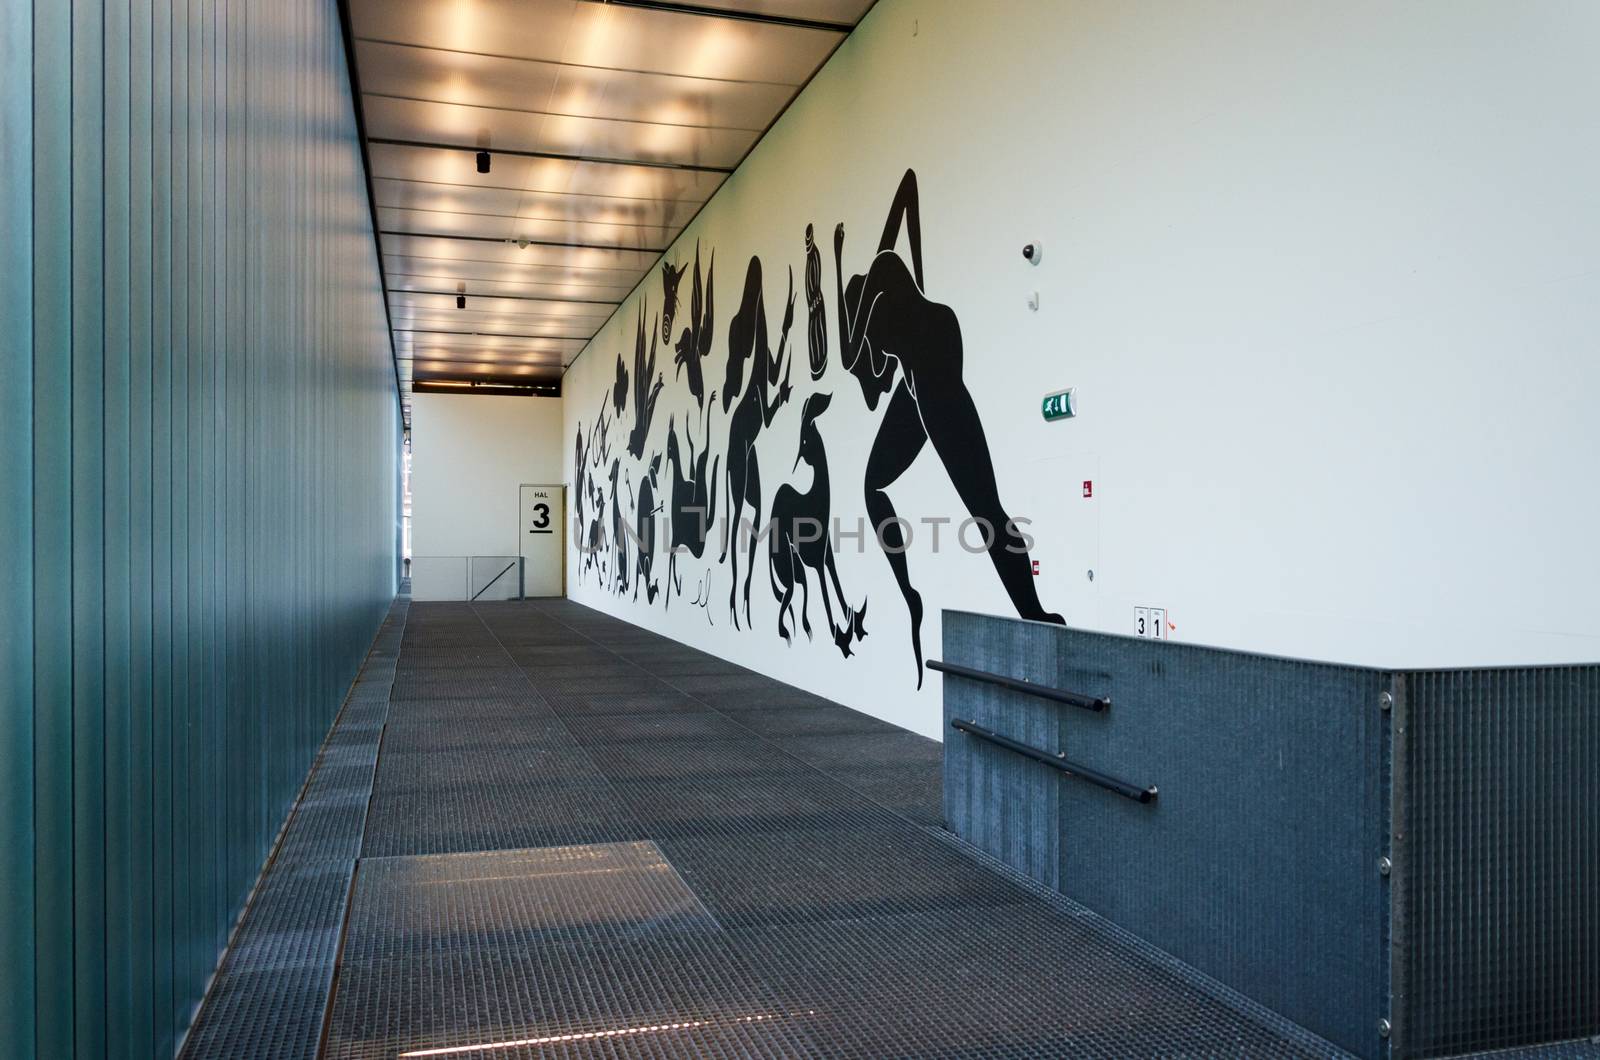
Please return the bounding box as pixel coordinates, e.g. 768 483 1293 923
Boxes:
951 718 1157 804
928 659 1109 712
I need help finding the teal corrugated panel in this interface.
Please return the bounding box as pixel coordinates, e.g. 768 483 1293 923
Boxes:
33 0 76 1055
1 0 37 1052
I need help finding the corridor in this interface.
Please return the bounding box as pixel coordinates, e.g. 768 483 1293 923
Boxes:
179 596 1335 1059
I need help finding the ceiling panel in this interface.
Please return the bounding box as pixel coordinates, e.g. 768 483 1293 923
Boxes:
376 206 678 250
367 142 725 204
363 96 757 171
672 0 877 22
387 273 638 303
354 0 840 84
388 292 618 319
379 233 658 272
373 178 709 230
355 41 794 131
346 0 876 413
383 252 644 285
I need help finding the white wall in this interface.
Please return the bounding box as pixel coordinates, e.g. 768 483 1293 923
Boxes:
563 0 1600 738
412 394 564 597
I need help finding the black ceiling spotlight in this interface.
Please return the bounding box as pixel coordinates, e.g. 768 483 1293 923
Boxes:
475 150 491 174
456 293 466 309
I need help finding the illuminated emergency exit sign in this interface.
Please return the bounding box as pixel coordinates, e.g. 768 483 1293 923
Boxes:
1041 388 1075 421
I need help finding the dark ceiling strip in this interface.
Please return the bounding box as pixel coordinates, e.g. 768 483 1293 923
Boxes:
394 329 594 340
379 229 666 254
377 204 675 232
335 0 408 426
587 0 856 34
372 174 710 205
392 288 621 307
368 135 735 174
356 36 798 89
386 274 635 294
384 255 648 277
408 355 567 365
363 90 764 133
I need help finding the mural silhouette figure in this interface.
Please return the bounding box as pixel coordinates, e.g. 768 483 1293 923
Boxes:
804 223 827 380
834 169 1063 687
659 257 687 344
572 423 588 578
626 303 665 459
670 242 715 409
609 458 629 596
612 353 629 417
768 391 867 654
663 398 719 609
633 453 663 604
584 476 607 584
720 257 795 629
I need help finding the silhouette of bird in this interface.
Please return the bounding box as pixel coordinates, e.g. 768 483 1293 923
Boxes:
612 353 628 417
672 241 715 408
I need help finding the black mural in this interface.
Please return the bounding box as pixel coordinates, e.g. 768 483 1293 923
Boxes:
670 242 715 409
570 169 1060 691
804 223 827 380
834 168 1063 686
626 303 664 459
720 257 795 629
662 401 719 610
633 452 663 604
768 392 866 654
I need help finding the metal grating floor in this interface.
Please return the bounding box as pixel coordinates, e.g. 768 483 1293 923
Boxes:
182 595 1529 1059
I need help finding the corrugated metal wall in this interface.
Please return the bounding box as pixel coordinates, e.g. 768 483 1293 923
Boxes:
0 1 399 1057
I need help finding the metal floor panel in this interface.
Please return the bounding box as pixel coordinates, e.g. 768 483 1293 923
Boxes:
722 903 1334 1060
539 689 706 718
325 931 815 1060
178 597 408 1060
361 772 644 857
657 823 1038 930
344 842 718 963
185 598 1360 1060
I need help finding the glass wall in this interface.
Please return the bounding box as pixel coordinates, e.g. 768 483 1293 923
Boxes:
0 1 399 1055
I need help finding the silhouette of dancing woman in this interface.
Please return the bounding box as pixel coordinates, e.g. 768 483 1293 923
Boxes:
834 169 1063 687
720 257 795 629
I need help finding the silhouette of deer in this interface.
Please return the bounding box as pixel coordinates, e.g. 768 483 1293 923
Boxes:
633 452 663 604
671 242 715 409
721 257 795 629
662 397 719 608
626 302 665 460
768 392 867 654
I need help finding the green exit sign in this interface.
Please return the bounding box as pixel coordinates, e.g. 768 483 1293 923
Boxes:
1041 388 1076 421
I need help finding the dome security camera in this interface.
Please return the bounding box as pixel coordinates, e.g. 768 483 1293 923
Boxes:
1022 240 1043 265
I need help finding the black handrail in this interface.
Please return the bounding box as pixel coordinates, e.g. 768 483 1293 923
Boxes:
951 718 1158 803
470 560 518 602
928 659 1109 712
